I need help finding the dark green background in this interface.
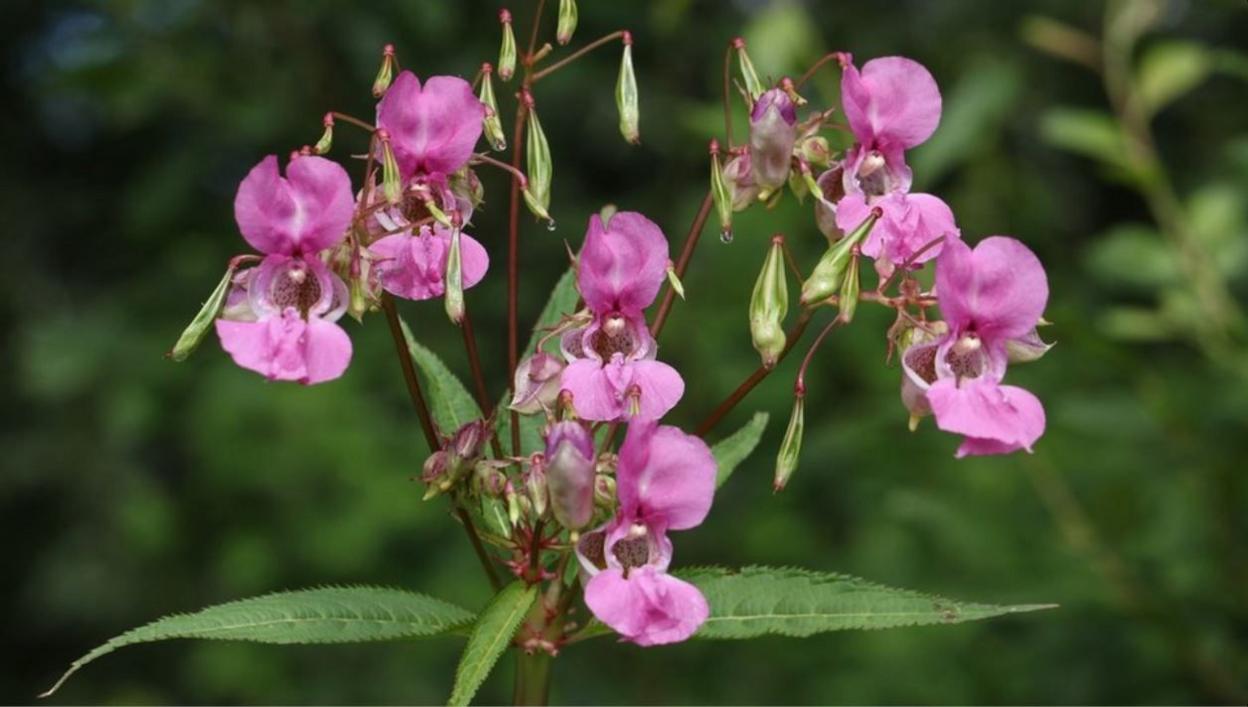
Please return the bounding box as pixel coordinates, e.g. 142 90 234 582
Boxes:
3 0 1247 703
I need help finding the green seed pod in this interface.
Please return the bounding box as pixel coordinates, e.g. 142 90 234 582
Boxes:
799 208 879 306
616 33 640 145
371 44 395 98
498 9 517 81
478 65 506 151
314 113 334 155
733 37 765 103
378 131 402 205
444 226 465 324
749 236 789 368
709 141 734 241
167 262 239 361
774 395 805 491
837 252 861 323
524 94 553 221
556 0 578 45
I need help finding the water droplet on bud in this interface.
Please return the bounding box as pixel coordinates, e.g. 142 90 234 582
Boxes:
546 219 557 232
720 229 734 243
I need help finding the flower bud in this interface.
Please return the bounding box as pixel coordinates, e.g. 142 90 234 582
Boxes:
478 64 507 151
733 37 764 103
709 140 734 242
593 473 616 510
665 260 686 300
480 494 512 538
837 251 861 324
452 419 488 462
497 10 517 81
372 44 396 98
750 235 789 368
526 457 549 518
523 93 554 224
510 351 565 414
168 261 240 361
505 480 522 526
444 225 465 324
800 207 880 306
749 88 798 192
723 152 760 211
421 450 450 500
774 394 805 492
545 421 595 530
377 130 402 205
449 166 485 214
314 113 334 155
556 0 578 45
615 32 640 145
799 135 830 168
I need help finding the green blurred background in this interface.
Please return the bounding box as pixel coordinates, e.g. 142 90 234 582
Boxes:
4 0 1248 703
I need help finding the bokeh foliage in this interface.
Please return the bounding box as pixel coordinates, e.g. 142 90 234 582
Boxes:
2 0 1247 703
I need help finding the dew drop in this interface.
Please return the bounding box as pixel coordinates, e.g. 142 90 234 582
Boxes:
546 219 557 232
720 228 734 243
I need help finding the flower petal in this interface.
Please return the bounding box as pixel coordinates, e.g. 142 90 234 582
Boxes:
583 566 709 646
560 357 625 421
627 360 684 421
841 56 941 149
301 318 353 384
215 310 351 384
935 236 1048 340
233 155 352 255
927 378 1045 455
617 421 715 531
377 71 485 178
578 211 669 313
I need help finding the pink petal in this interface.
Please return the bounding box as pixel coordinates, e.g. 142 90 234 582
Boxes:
233 155 352 255
578 211 669 314
841 56 941 150
457 230 490 290
840 192 958 272
215 311 351 385
935 236 1048 341
560 358 625 421
583 566 709 646
927 378 1045 455
377 71 485 178
628 360 684 421
617 421 715 531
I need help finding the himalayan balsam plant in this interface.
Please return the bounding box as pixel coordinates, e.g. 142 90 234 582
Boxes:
46 3 1059 704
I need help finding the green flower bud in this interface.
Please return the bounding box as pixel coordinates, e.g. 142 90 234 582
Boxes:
615 32 640 145
314 113 334 155
167 261 239 361
378 130 402 205
498 9 517 81
799 208 879 306
665 261 686 300
480 494 512 538
774 394 804 492
799 135 830 168
526 461 549 518
478 64 507 151
556 0 578 45
750 235 789 368
372 44 395 98
733 37 765 103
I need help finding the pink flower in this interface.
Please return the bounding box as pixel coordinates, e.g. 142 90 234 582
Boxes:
215 154 354 384
560 212 684 421
828 55 958 273
577 421 715 646
376 71 486 181
901 237 1049 457
544 421 596 530
367 210 490 301
748 88 798 191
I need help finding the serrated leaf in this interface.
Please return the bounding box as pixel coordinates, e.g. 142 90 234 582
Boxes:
711 412 769 488
1137 40 1211 115
448 581 537 706
42 586 475 697
678 566 1056 639
400 318 482 435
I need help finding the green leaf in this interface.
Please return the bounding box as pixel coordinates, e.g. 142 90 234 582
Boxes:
679 566 1056 639
42 586 475 697
1085 223 1178 290
1039 108 1127 167
167 262 236 362
910 60 1021 187
400 318 482 435
448 581 538 707
1137 40 1211 115
711 412 769 488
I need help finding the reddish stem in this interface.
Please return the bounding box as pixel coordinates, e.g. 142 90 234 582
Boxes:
651 190 713 337
531 30 627 82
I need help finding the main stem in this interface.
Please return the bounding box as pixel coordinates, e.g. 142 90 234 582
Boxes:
513 651 552 705
651 190 713 338
507 98 529 456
